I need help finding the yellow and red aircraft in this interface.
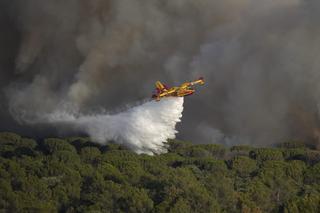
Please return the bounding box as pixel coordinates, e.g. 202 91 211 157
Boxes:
152 77 205 101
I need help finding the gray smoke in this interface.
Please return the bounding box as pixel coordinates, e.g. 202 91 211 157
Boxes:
1 0 320 148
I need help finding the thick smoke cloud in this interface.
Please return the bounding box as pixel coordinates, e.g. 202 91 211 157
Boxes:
1 0 320 148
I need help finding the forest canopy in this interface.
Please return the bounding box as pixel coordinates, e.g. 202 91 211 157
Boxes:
0 132 320 212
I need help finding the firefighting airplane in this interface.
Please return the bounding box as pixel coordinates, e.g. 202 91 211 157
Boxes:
152 77 205 101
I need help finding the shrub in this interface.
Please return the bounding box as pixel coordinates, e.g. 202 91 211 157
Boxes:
250 148 284 162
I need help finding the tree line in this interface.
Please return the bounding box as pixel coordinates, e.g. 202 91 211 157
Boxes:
0 132 320 212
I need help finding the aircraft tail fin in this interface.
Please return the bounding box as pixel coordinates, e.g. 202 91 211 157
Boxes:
155 81 168 92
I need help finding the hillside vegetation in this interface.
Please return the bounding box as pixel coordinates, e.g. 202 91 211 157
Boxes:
1 132 320 212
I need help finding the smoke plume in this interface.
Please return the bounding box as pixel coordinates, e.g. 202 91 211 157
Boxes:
1 0 320 149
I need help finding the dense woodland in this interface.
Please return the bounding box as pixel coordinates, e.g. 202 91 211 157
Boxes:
0 132 320 212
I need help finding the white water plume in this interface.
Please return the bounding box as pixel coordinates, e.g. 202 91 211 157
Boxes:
45 97 184 155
